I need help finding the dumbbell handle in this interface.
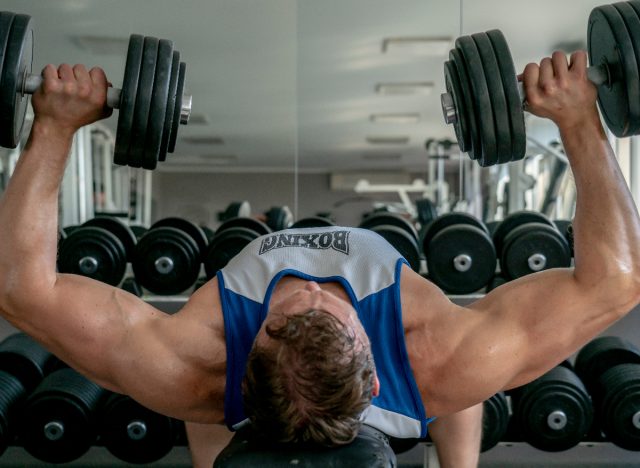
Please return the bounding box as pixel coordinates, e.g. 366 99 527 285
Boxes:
442 63 609 125
22 73 192 124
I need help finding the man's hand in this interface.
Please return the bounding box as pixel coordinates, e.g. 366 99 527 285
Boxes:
523 51 599 132
31 64 113 136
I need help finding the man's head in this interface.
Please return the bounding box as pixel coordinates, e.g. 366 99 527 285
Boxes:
242 282 379 446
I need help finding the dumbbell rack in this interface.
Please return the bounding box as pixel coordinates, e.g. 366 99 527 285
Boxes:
0 295 637 466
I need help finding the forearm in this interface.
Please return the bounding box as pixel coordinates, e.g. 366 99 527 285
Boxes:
561 117 640 290
429 404 482 468
0 121 74 315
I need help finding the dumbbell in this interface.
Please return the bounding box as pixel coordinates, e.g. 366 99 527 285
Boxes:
130 225 149 241
0 333 58 455
441 1 640 166
553 219 575 257
575 336 640 450
58 217 137 286
492 211 571 280
415 198 438 227
204 217 272 279
264 206 293 231
19 367 108 463
290 216 336 228
220 201 252 222
0 12 191 169
481 392 509 452
133 217 208 295
510 365 593 451
100 393 180 464
421 213 496 294
358 212 421 272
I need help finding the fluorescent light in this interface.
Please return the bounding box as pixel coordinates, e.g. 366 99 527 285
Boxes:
382 37 452 55
370 113 421 124
366 136 410 145
375 82 433 95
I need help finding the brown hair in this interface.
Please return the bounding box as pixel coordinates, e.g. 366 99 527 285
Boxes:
242 309 376 446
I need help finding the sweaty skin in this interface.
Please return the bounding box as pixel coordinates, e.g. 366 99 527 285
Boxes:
0 50 639 464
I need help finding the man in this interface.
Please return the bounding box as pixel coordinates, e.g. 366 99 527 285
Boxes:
0 49 638 467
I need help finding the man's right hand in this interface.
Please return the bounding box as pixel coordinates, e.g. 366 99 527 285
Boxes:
31 64 113 136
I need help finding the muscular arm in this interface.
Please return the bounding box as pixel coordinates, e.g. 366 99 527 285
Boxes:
408 51 640 417
429 404 482 468
0 65 226 423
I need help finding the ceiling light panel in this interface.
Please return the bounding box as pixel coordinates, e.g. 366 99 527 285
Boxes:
370 113 421 124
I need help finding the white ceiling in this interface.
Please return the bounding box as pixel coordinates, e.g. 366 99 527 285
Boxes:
1 0 605 172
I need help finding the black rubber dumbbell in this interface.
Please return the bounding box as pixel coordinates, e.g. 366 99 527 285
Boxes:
58 217 137 286
510 365 593 451
575 336 640 450
100 393 180 464
493 211 571 280
359 212 421 272
0 333 59 455
19 368 109 463
421 213 496 294
204 218 272 279
481 392 510 452
133 217 208 295
264 206 293 232
415 198 437 227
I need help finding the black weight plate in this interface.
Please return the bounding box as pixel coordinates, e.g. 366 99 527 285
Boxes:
0 370 24 455
444 59 471 153
201 225 216 243
487 29 527 162
0 13 16 123
501 222 571 280
114 35 144 166
481 392 509 452
422 212 487 252
82 217 137 260
486 274 508 292
426 224 496 294
598 363 640 450
492 211 554 256
0 333 56 392
216 217 271 237
359 212 419 242
21 368 106 464
575 336 640 392
58 227 127 286
132 227 200 295
205 227 261 279
290 216 336 228
168 61 186 153
614 2 640 136
456 35 497 166
0 14 32 148
473 32 512 165
553 219 574 257
265 206 293 232
450 48 482 161
128 36 159 168
101 394 176 463
159 50 180 162
370 225 421 272
588 5 637 137
151 217 208 258
514 366 592 452
130 225 148 241
143 39 173 170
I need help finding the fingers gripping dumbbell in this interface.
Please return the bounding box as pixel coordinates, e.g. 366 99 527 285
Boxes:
0 12 191 169
441 1 640 166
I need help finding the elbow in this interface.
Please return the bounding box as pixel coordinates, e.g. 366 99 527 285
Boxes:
0 272 54 327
